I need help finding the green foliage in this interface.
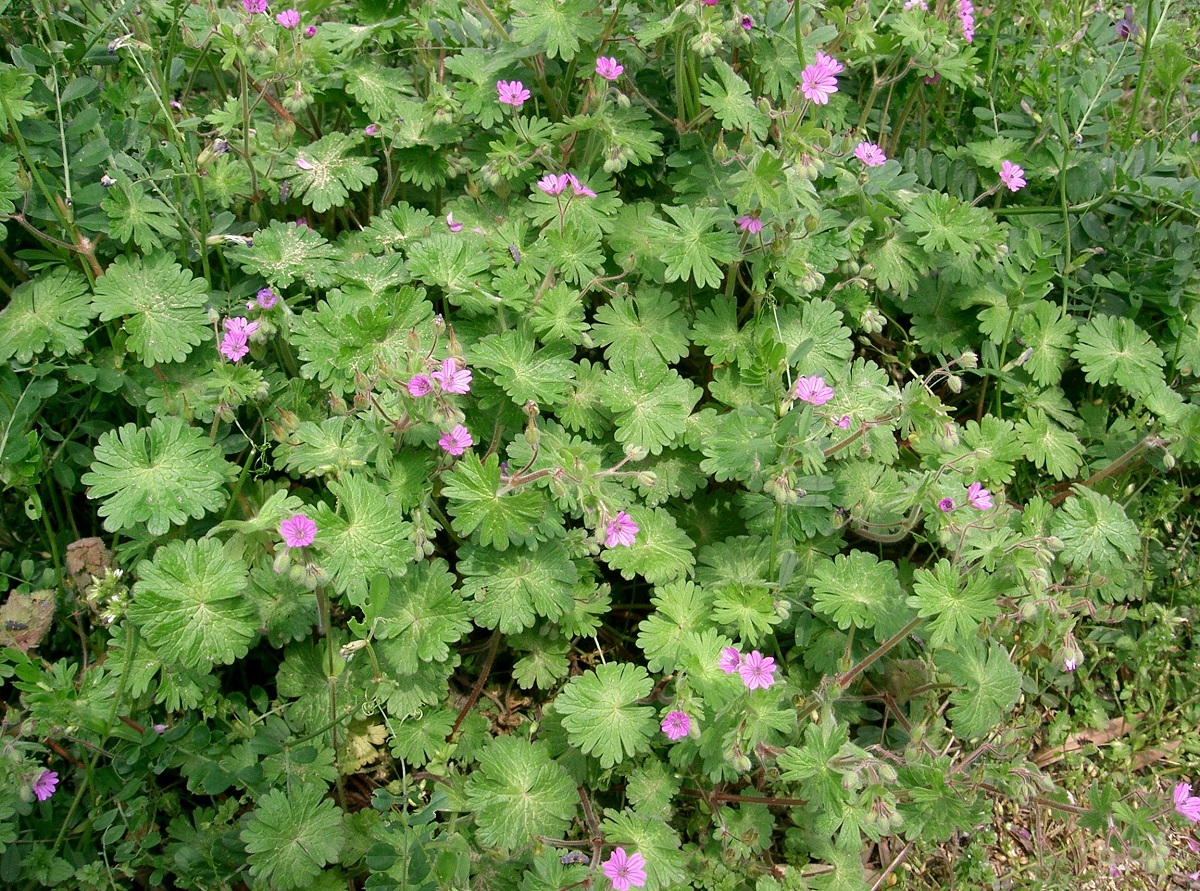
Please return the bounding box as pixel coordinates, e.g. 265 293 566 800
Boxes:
241 784 345 889
0 268 95 363
556 662 656 767
463 736 577 849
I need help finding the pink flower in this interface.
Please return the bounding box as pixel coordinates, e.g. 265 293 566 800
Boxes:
903 0 928 9
661 711 691 740
169 99 182 110
219 332 249 362
605 511 639 547
595 57 624 81
407 375 433 397
224 317 260 338
938 498 955 512
446 212 463 232
1063 656 1078 671
836 415 852 430
739 650 776 690
430 357 472 394
854 141 887 167
294 218 309 228
275 8 300 28
153 723 168 733
304 24 317 37
537 173 570 196
364 124 378 136
793 375 834 405
958 0 975 42
242 0 268 14
32 770 58 801
439 424 473 456
1175 783 1200 822
999 160 1026 191
700 0 717 5
295 157 314 171
567 174 597 198
966 482 993 510
737 215 763 234
497 80 531 108
601 848 648 891
256 288 278 309
740 14 753 29
800 52 844 105
718 646 742 674
280 513 317 547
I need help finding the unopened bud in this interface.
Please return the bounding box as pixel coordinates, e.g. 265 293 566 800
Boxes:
637 471 657 488
624 444 648 461
947 374 963 393
860 306 886 334
958 351 979 369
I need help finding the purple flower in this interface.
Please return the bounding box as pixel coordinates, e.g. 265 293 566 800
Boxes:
740 14 752 29
32 770 58 801
793 375 834 405
256 287 278 309
446 212 463 232
1192 132 1198 144
242 0 268 14
1175 783 1200 822
595 57 624 81
430 357 472 394
363 123 378 136
567 174 596 198
958 0 975 42
966 482 993 510
1063 656 1078 671
153 724 168 733
1115 6 1137 39
275 8 300 28
304 24 316 37
718 646 742 674
439 424 473 456
601 848 648 891
836 415 852 430
497 80 531 108
736 215 763 234
295 157 314 171
219 331 249 362
938 498 955 512
605 511 639 547
661 711 691 740
537 173 570 196
224 316 260 338
739 650 776 690
280 513 317 547
854 141 887 167
700 0 717 6
999 160 1026 192
800 52 844 105
407 375 433 397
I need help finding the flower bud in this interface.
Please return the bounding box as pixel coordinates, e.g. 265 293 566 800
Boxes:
860 306 885 334
637 471 657 488
947 374 963 393
624 444 648 461
958 350 979 369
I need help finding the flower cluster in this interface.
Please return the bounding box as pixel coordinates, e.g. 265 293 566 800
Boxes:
800 52 844 105
605 511 639 547
720 647 777 690
536 173 597 198
219 316 259 362
410 357 472 397
601 848 647 891
793 375 834 406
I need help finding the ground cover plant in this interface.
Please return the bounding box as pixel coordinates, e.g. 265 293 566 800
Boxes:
2 0 1200 887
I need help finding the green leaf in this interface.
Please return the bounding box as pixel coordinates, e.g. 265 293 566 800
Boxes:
648 205 741 289
0 268 95 363
592 289 691 365
809 551 901 633
601 359 701 455
1019 301 1075 387
102 177 180 251
637 581 714 673
91 252 211 366
1072 314 1165 399
511 0 603 60
463 736 577 850
600 810 687 891
275 416 377 478
700 60 769 139
691 295 748 365
241 784 345 890
470 329 576 406
1052 487 1139 573
231 220 340 289
459 539 577 634
287 133 378 213
128 538 256 671
778 721 854 810
906 559 1000 646
0 64 36 133
0 146 20 215
442 452 555 550
82 417 235 535
344 63 415 120
1015 409 1083 480
772 298 854 375
937 640 1021 740
370 559 472 671
540 222 606 286
901 193 1001 257
530 282 588 346
388 708 455 766
697 404 779 483
603 506 696 585
406 233 493 311
556 662 656 768
314 475 413 607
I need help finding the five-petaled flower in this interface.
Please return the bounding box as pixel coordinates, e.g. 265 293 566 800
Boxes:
800 52 844 105
242 0 268 14
601 848 648 891
967 482 993 510
737 215 763 234
32 770 58 802
938 498 955 512
407 375 433 397
661 711 691 740
719 646 742 674
537 173 570 196
256 287 278 309
854 141 887 167
497 80 531 108
439 425 473 456
224 317 260 339
280 513 317 548
595 57 624 81
999 160 1026 191
739 650 776 690
605 511 639 547
275 8 300 27
1175 783 1200 822
430 357 472 394
794 375 834 406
